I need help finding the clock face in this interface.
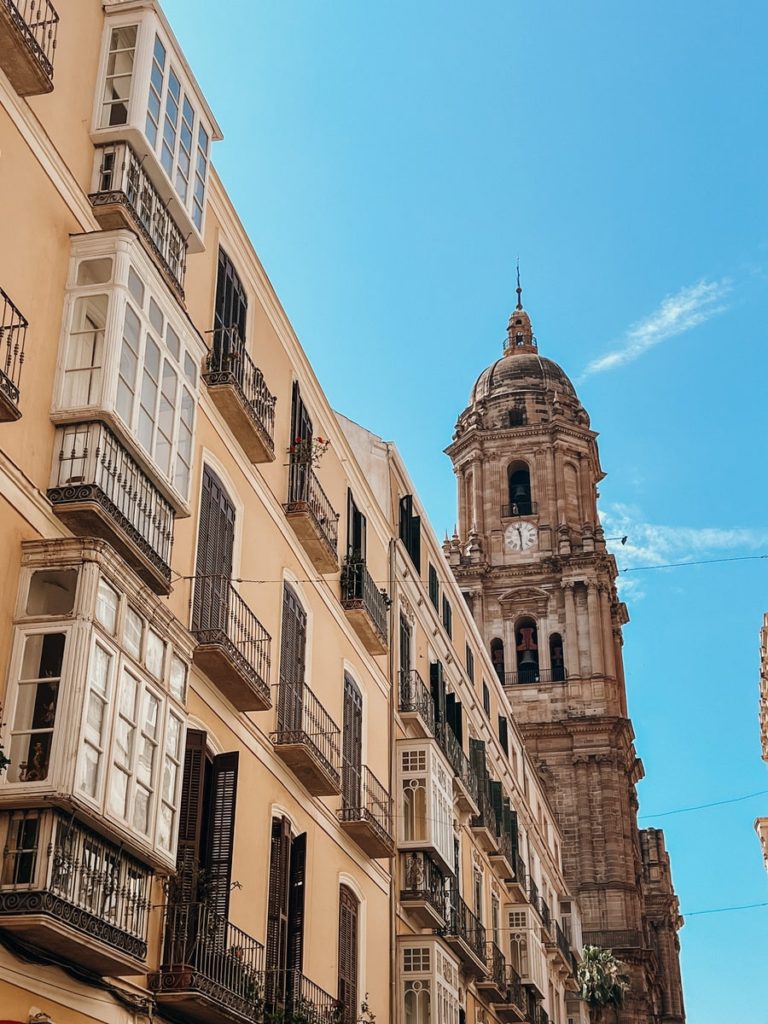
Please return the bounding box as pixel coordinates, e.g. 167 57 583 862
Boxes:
505 521 538 552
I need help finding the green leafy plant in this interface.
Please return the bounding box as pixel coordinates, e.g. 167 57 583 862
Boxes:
577 945 630 1023
288 435 331 468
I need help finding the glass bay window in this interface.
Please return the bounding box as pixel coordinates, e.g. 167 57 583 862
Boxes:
0 540 193 873
51 232 204 512
398 740 454 874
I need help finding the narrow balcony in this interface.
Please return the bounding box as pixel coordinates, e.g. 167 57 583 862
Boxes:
505 667 567 686
477 942 508 1000
340 558 388 655
491 964 527 1022
527 876 540 916
440 889 487 976
90 142 187 297
489 831 518 885
470 790 499 854
539 897 552 937
435 721 480 816
398 668 435 738
203 327 276 463
506 851 528 902
581 928 643 950
0 287 28 421
150 902 264 1024
338 764 394 858
272 681 341 795
399 851 447 928
48 422 174 594
262 968 342 1024
548 921 575 978
0 809 151 975
500 500 537 519
283 461 339 573
0 0 57 95
192 575 272 712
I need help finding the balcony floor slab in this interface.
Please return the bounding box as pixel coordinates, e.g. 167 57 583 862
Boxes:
283 505 339 573
205 381 275 464
193 639 271 712
0 3 54 96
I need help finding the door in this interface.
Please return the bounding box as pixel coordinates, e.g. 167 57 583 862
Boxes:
342 674 363 811
337 885 359 1023
192 466 235 637
278 584 307 735
346 490 367 562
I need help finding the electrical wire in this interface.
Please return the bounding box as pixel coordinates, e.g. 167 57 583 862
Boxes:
620 552 768 573
639 788 768 819
682 901 768 917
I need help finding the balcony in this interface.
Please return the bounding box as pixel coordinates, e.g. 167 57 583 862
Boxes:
581 928 643 950
440 888 487 976
90 142 187 297
262 968 342 1024
192 576 272 712
339 764 394 858
399 851 447 928
0 287 27 422
505 667 567 686
527 877 540 916
539 898 552 937
340 558 388 655
150 902 264 1024
203 327 276 464
398 669 435 738
435 721 480 816
0 0 57 95
48 422 174 594
505 851 528 902
284 461 339 573
0 809 151 975
477 942 508 1000
491 964 527 1022
547 921 575 978
272 681 341 795
489 831 518 885
500 501 537 519
470 789 499 854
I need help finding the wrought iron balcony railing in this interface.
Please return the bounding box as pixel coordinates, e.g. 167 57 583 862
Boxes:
483 940 507 992
340 558 388 653
152 902 264 1024
272 680 341 795
441 885 487 969
581 928 643 950
284 459 339 572
471 783 498 843
192 575 272 711
500 500 537 518
495 963 525 1013
400 851 447 922
398 668 435 735
48 421 174 592
555 920 573 967
0 0 58 94
435 720 480 809
339 763 393 857
527 876 540 914
505 666 567 686
90 142 188 295
262 968 343 1024
0 286 28 420
203 326 276 462
0 808 151 972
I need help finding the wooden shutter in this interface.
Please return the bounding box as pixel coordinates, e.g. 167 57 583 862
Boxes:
490 780 504 835
266 816 292 972
430 661 446 725
205 751 239 919
446 694 464 747
469 738 488 795
498 715 509 756
346 491 366 561
342 674 363 810
215 247 248 341
399 616 411 676
287 832 307 976
192 466 235 633
279 584 307 734
337 885 359 1023
176 729 207 896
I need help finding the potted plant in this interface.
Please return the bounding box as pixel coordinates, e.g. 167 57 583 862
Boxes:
577 945 630 1023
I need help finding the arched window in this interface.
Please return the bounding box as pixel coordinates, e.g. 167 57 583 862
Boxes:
507 462 532 516
490 638 505 684
515 618 539 683
338 884 359 1023
549 633 565 682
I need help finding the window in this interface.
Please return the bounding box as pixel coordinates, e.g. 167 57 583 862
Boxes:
482 681 490 716
61 293 107 407
342 674 363 811
399 744 453 871
401 941 460 1024
508 405 527 427
490 638 505 684
277 584 308 732
465 644 474 683
498 715 509 756
473 868 483 924
441 596 452 638
399 616 412 677
6 632 65 783
191 466 236 636
338 885 360 1023
100 25 137 127
145 34 165 144
507 461 533 516
347 491 367 561
266 816 307 978
428 564 439 610
399 494 421 571
550 633 566 681
491 894 501 948
515 618 540 683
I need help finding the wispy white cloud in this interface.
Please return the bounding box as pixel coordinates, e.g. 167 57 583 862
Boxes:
582 278 731 378
600 502 768 600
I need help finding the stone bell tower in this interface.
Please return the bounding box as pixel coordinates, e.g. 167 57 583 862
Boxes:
445 284 685 1024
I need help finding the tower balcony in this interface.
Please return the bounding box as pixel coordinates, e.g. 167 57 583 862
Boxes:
0 808 151 975
399 851 447 928
271 681 341 796
439 889 487 977
581 928 643 950
500 501 538 519
505 667 567 686
90 142 187 298
191 576 272 712
338 764 394 858
202 327 276 463
47 421 174 594
0 0 58 95
150 902 264 1024
340 558 389 655
0 286 28 422
284 461 339 573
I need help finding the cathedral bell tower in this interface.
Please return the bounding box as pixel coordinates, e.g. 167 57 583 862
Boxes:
445 287 685 1024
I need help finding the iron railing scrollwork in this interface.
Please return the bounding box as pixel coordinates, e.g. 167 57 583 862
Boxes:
262 968 343 1024
435 720 479 806
441 883 486 965
273 680 341 788
339 763 393 847
2 0 58 81
0 287 28 412
400 851 446 920
555 920 572 967
505 667 567 686
340 558 388 643
398 668 435 734
581 928 643 950
286 458 339 556
485 941 507 990
204 326 276 450
500 500 537 518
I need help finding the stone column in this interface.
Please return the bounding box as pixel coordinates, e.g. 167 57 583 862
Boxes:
458 466 467 539
545 445 558 526
579 453 593 524
599 584 616 678
474 457 485 535
554 445 566 524
586 580 604 676
562 581 580 678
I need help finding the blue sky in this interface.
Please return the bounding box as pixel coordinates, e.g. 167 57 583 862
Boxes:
164 1 768 1017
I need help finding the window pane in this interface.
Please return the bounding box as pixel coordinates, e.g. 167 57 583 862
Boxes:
108 767 129 816
145 630 165 678
124 607 142 659
26 570 77 616
96 578 119 633
169 657 186 702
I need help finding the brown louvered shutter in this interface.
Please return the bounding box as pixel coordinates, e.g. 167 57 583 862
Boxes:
287 832 306 978
192 466 235 634
337 885 359 1023
266 816 292 974
176 729 207 899
278 585 307 734
342 674 363 810
205 751 239 919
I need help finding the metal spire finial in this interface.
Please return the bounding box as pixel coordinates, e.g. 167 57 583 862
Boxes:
516 258 523 310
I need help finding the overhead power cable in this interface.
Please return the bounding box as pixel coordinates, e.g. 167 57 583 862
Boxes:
638 788 768 819
682 901 768 917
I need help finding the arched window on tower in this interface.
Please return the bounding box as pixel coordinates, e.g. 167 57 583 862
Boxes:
549 633 565 682
515 617 539 683
490 638 505 685
507 462 532 516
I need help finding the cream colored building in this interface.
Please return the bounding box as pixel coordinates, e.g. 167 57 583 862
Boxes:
0 4 589 1024
756 614 768 869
